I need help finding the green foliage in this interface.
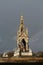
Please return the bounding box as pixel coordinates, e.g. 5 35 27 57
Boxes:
7 51 14 57
36 52 43 57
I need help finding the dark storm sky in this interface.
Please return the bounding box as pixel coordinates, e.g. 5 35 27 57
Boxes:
0 0 43 53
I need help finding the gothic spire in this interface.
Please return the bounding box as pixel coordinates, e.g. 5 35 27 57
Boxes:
20 16 24 32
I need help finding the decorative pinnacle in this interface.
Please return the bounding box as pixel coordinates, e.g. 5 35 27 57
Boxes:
20 16 24 24
20 16 24 20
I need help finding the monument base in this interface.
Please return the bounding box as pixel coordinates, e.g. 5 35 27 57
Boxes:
14 48 33 57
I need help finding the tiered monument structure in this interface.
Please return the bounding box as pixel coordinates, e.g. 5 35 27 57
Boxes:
14 16 32 57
